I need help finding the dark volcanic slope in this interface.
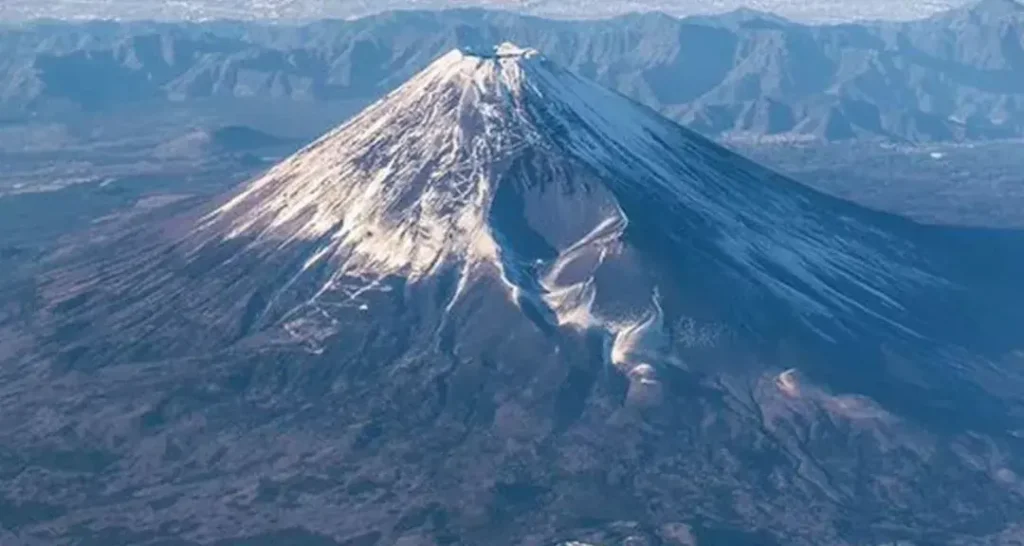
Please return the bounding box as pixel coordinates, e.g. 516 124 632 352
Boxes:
3 44 1024 546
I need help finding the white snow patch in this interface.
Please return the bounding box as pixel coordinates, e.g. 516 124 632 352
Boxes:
776 368 801 397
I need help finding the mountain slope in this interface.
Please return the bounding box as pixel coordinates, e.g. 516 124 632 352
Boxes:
4 44 1024 546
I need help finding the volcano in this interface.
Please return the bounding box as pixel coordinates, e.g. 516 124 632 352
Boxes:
5 43 1024 546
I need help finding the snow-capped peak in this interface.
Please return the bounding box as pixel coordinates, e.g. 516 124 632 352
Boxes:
199 43 933 352
201 42 621 279
203 45 538 276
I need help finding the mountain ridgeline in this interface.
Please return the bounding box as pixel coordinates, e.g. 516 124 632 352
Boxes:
2 0 1024 142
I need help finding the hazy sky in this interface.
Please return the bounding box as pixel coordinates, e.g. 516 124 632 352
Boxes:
0 0 978 23
520 0 970 21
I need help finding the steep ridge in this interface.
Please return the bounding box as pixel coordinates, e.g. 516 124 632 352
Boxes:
8 44 1024 545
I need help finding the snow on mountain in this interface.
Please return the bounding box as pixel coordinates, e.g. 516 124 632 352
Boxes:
201 42 931 352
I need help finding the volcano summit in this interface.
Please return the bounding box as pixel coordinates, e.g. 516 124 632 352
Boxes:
5 43 1024 546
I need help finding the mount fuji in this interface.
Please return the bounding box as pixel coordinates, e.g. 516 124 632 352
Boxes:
5 43 1024 546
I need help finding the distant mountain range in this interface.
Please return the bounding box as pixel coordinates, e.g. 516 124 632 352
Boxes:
1 0 1023 143
0 0 972 24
